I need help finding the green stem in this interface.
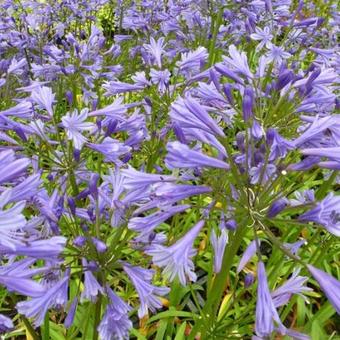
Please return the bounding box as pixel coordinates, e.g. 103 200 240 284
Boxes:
93 295 102 340
189 221 249 339
22 316 40 340
42 313 50 340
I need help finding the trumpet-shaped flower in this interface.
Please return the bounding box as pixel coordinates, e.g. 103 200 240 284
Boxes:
165 141 229 170
62 108 95 150
307 265 340 314
16 275 69 326
123 264 169 317
299 193 340 236
146 220 204 285
98 287 132 340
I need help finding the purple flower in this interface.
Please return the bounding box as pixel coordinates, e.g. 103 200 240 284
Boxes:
143 37 166 68
64 297 78 329
249 163 276 185
121 166 176 191
255 262 285 337
0 150 30 185
0 101 33 118
222 45 253 79
210 229 228 273
150 68 170 94
81 259 103 302
170 96 225 137
31 86 55 117
176 47 208 74
0 190 26 249
299 193 340 236
0 274 46 297
88 137 131 164
242 87 254 122
307 265 340 314
146 220 205 285
271 270 312 307
267 198 288 218
98 287 132 340
103 80 145 96
88 97 127 119
165 141 229 170
123 264 169 317
128 204 190 240
237 240 258 273
16 274 69 326
134 183 212 214
62 108 95 150
301 147 340 162
250 26 273 51
0 314 13 333
266 128 294 161
266 44 291 64
3 236 66 258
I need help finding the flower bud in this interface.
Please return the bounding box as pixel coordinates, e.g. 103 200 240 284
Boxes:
244 273 255 288
267 198 288 218
225 219 237 231
74 236 86 247
242 87 254 122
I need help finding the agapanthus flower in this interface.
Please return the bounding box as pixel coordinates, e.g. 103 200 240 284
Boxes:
81 259 103 302
121 165 176 191
0 101 33 118
307 265 340 314
3 237 66 258
0 314 13 333
0 275 46 298
31 86 55 117
299 193 340 236
301 147 340 163
237 240 258 273
266 44 291 64
210 228 228 273
150 68 170 94
134 183 212 214
222 45 253 79
170 96 225 137
17 274 69 326
64 297 78 329
103 80 145 96
165 141 230 170
255 261 285 337
271 270 312 307
128 204 190 240
176 46 208 74
62 108 95 150
266 128 294 161
0 150 30 185
146 220 205 285
249 163 276 185
143 37 166 68
250 26 273 51
98 287 132 340
88 97 127 119
88 137 131 164
0 190 26 249
123 264 170 317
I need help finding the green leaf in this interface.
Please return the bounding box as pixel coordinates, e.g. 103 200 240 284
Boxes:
130 328 147 340
147 310 195 324
155 319 168 340
174 322 187 340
